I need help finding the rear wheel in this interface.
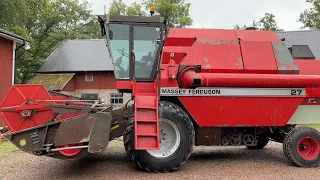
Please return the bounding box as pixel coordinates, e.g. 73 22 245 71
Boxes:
283 126 320 167
124 101 195 172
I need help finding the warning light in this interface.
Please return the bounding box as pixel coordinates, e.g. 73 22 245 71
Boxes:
150 5 156 15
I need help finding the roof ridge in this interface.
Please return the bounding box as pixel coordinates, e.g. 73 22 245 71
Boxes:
276 29 320 33
0 27 31 43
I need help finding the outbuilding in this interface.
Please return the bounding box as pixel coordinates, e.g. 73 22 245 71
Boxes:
0 28 30 127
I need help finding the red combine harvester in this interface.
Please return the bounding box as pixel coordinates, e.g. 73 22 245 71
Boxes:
1 14 320 172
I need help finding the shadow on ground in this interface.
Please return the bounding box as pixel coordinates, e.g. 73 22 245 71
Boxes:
1 141 318 180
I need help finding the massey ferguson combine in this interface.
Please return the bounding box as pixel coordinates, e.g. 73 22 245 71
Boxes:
1 13 320 172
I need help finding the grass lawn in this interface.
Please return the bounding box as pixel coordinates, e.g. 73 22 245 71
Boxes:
0 139 16 157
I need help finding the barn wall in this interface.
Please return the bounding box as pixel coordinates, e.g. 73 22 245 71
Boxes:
63 71 116 90
0 37 14 127
75 71 116 89
63 76 76 92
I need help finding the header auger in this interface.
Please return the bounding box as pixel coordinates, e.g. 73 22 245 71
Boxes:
1 13 320 172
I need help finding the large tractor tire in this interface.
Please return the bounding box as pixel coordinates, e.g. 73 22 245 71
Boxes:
124 101 195 172
283 126 320 167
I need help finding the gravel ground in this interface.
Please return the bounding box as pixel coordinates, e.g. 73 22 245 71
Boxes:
1 138 320 180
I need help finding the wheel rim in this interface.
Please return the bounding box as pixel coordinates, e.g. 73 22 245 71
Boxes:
296 136 320 161
146 118 181 158
58 143 83 157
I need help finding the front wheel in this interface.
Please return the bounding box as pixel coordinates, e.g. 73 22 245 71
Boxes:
124 101 195 172
283 126 320 167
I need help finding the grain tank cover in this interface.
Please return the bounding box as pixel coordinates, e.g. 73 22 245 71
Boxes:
162 28 299 74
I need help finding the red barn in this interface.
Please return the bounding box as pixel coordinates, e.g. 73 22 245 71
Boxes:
0 28 30 127
29 39 131 106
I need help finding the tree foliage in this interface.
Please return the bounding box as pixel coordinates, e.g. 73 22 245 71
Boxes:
0 0 101 83
234 20 259 30
258 13 283 31
108 0 193 34
234 13 283 31
109 0 146 16
299 0 320 29
142 0 193 29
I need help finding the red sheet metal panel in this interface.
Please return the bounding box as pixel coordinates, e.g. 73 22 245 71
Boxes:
235 30 282 42
162 46 189 64
294 59 320 75
178 96 303 127
0 37 14 127
240 41 278 73
180 39 243 72
164 37 196 47
168 28 238 40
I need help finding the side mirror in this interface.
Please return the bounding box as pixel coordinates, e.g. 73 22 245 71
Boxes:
109 30 114 40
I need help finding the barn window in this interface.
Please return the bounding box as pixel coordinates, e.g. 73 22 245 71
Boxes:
85 72 93 82
110 93 124 105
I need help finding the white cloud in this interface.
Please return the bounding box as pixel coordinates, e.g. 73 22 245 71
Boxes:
89 0 313 30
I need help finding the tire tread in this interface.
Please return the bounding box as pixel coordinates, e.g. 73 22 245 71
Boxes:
123 101 195 172
283 126 320 167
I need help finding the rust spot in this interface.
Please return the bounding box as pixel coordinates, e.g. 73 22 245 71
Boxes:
203 57 210 69
199 39 236 45
204 64 210 69
236 59 244 69
273 109 277 126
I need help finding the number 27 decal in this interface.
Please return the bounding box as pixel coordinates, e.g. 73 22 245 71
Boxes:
291 90 303 95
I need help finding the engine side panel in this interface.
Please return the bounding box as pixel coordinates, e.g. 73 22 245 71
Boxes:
177 96 303 127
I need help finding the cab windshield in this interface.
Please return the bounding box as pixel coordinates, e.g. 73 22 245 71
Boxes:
108 24 161 80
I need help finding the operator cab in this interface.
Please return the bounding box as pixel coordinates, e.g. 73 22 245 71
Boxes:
98 14 166 90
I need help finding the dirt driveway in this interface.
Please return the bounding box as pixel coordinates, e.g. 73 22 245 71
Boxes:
0 139 319 180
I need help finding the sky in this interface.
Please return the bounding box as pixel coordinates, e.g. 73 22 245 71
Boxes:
88 0 313 31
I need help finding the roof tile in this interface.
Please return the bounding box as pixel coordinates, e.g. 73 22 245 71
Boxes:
37 39 113 73
28 73 75 91
276 30 320 59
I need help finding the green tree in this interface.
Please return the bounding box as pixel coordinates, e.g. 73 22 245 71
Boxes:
142 0 193 30
109 0 146 16
108 0 193 35
234 13 283 31
258 13 283 31
0 0 101 83
299 0 320 29
234 20 259 30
